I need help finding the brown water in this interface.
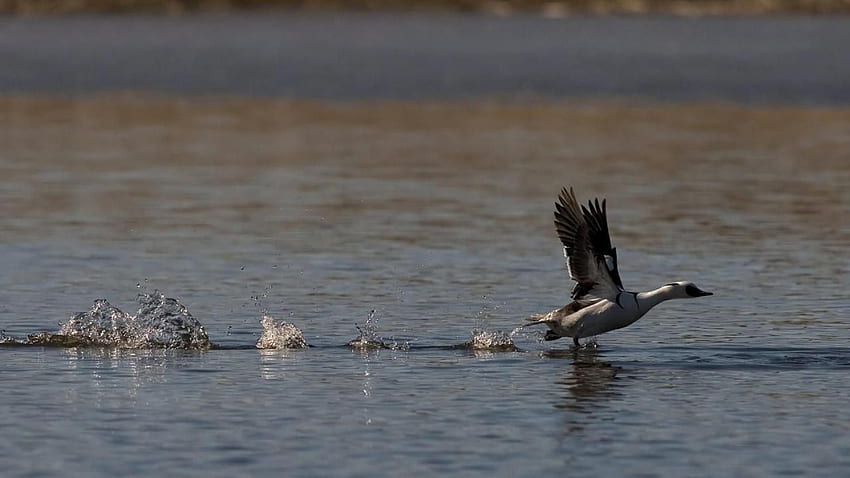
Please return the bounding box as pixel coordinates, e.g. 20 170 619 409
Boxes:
2 95 850 476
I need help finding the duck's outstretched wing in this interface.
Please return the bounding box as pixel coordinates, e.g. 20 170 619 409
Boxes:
553 187 624 301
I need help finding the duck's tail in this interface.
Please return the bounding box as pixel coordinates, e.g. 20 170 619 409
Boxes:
523 313 553 327
523 314 564 341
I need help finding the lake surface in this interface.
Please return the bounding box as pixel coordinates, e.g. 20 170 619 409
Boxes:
2 96 848 477
2 13 850 478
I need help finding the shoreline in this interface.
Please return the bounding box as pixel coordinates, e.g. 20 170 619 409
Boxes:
2 1 850 16
2 15 847 105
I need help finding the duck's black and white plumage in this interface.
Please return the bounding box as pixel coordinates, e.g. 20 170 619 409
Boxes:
525 187 712 347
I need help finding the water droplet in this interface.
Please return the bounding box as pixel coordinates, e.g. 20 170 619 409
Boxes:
470 329 516 351
256 315 307 349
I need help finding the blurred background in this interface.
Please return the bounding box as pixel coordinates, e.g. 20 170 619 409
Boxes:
3 0 850 14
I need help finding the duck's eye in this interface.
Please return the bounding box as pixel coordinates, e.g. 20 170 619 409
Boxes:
685 285 701 297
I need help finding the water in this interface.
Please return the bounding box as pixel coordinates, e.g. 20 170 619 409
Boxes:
2 15 850 478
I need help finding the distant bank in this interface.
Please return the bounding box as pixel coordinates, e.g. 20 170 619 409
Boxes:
2 0 850 15
2 14 848 104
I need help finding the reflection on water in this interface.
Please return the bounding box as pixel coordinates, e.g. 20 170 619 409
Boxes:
258 347 305 380
358 348 376 426
547 348 622 413
538 347 626 447
59 348 197 407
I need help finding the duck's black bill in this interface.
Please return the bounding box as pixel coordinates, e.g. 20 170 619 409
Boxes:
685 285 713 297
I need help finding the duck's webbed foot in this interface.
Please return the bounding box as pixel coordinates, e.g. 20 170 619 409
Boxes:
573 336 580 347
544 330 562 341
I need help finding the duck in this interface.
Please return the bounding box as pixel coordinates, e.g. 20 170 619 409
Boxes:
525 187 712 347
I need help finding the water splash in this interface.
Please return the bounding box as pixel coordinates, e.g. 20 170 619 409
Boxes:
347 310 390 350
463 329 517 351
53 291 210 349
250 284 275 316
58 298 135 346
474 296 504 327
256 315 308 349
581 337 599 349
510 324 548 343
133 291 210 349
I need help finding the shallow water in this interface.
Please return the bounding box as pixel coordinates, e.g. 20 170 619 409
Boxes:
1 95 849 476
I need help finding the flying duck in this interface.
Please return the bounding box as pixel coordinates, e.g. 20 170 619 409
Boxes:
525 187 712 347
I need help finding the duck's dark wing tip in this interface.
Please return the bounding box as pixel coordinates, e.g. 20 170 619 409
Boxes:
553 187 625 293
578 193 624 288
553 187 584 250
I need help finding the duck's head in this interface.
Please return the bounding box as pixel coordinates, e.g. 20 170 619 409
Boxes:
663 281 713 299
